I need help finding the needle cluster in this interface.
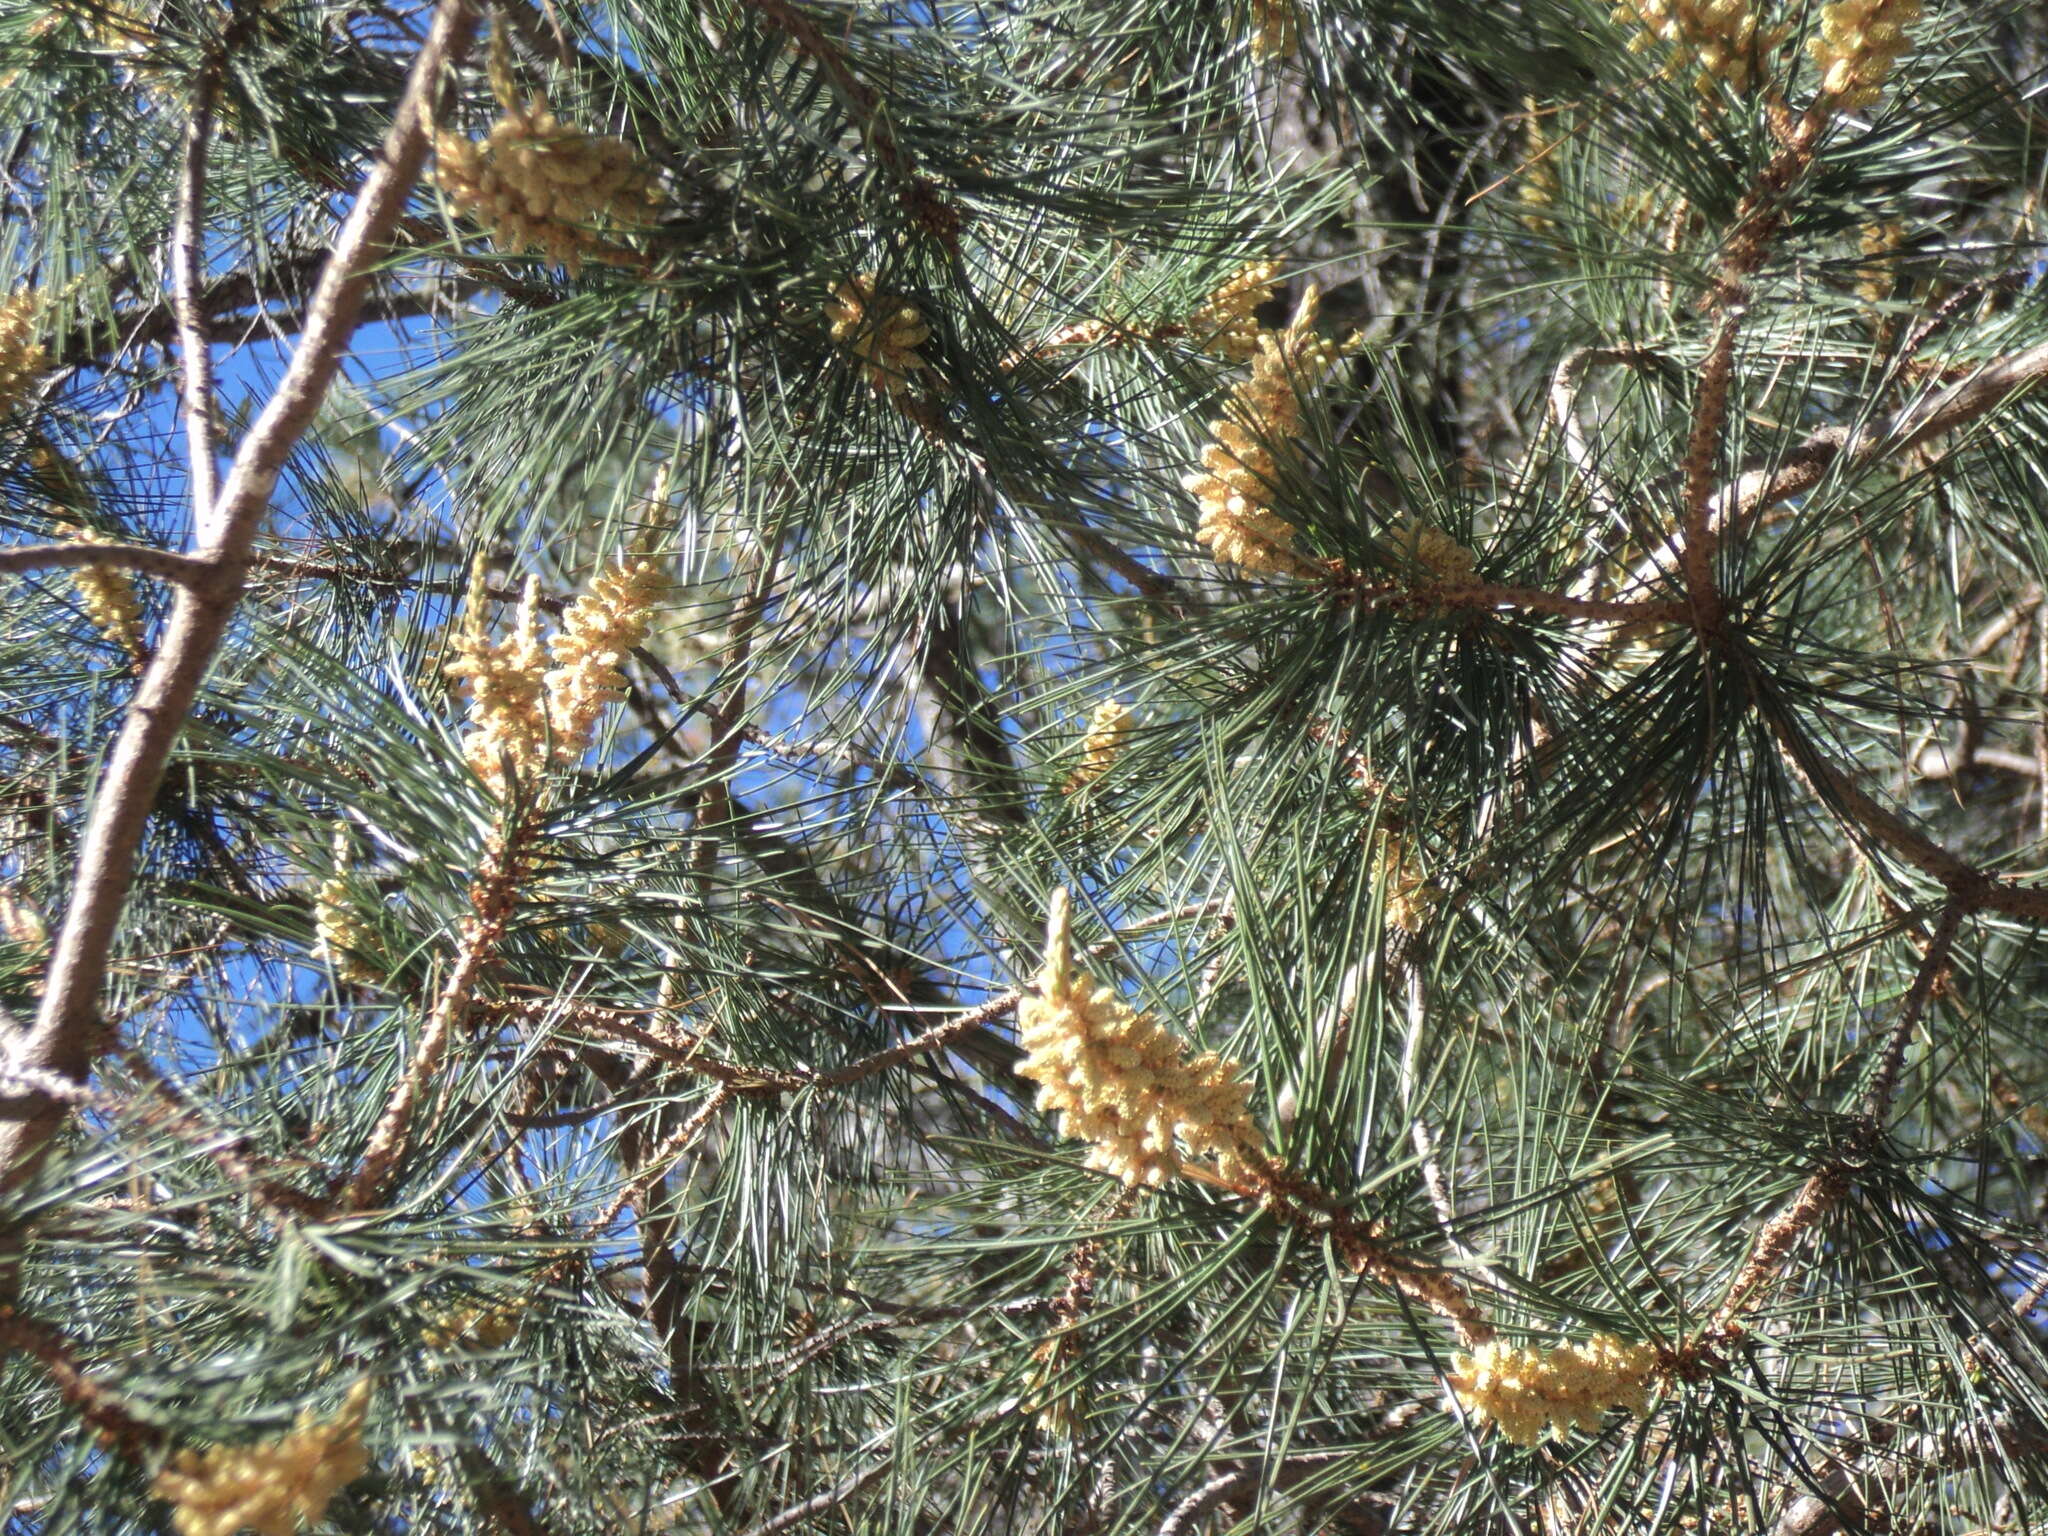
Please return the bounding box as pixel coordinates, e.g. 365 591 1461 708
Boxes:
151 1380 372 1536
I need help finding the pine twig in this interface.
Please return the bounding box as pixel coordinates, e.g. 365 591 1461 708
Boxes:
342 820 528 1210
0 543 213 583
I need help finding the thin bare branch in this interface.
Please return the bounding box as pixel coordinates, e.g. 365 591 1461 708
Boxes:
0 542 212 584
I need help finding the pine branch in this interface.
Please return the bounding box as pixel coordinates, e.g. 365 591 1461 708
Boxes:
0 0 482 1259
0 543 212 584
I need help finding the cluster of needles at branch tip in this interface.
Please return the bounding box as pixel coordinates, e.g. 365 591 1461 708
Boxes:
1810 0 1921 110
1182 283 1346 577
151 1379 372 1536
1063 699 1133 792
432 28 660 275
69 528 145 662
0 289 47 415
1610 0 1787 98
311 823 378 984
444 550 660 796
1017 888 1263 1188
1445 1335 1660 1446
825 273 932 402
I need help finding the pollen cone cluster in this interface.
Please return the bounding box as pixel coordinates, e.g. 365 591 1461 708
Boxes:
1064 699 1133 792
1810 0 1920 110
0 290 47 416
1518 100 1561 232
1392 519 1478 587
422 1298 523 1351
1375 829 1429 935
446 563 550 795
826 274 932 401
445 553 662 796
433 35 659 275
71 530 144 661
545 553 663 761
311 824 377 985
1446 1335 1659 1446
1183 285 1344 577
1611 0 1787 97
151 1379 373 1536
1248 0 1298 61
1187 261 1280 362
1017 888 1263 1188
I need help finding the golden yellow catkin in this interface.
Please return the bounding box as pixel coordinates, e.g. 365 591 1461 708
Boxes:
543 553 662 762
70 530 145 661
1375 829 1429 935
151 1380 373 1536
1064 700 1133 791
1017 888 1263 1188
0 290 47 416
1446 1334 1659 1447
825 274 932 401
422 1298 523 1351
1611 0 1787 98
1248 0 1298 61
1518 99 1561 233
1185 260 1279 361
1390 518 1478 587
433 34 658 275
445 554 662 796
1858 220 1903 304
444 561 550 796
1809 0 1920 111
1182 285 1344 577
311 824 377 985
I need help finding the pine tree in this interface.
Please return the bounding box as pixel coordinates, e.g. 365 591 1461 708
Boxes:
6 0 2048 1531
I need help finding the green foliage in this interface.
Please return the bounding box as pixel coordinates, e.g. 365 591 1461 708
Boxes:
7 0 2048 1533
